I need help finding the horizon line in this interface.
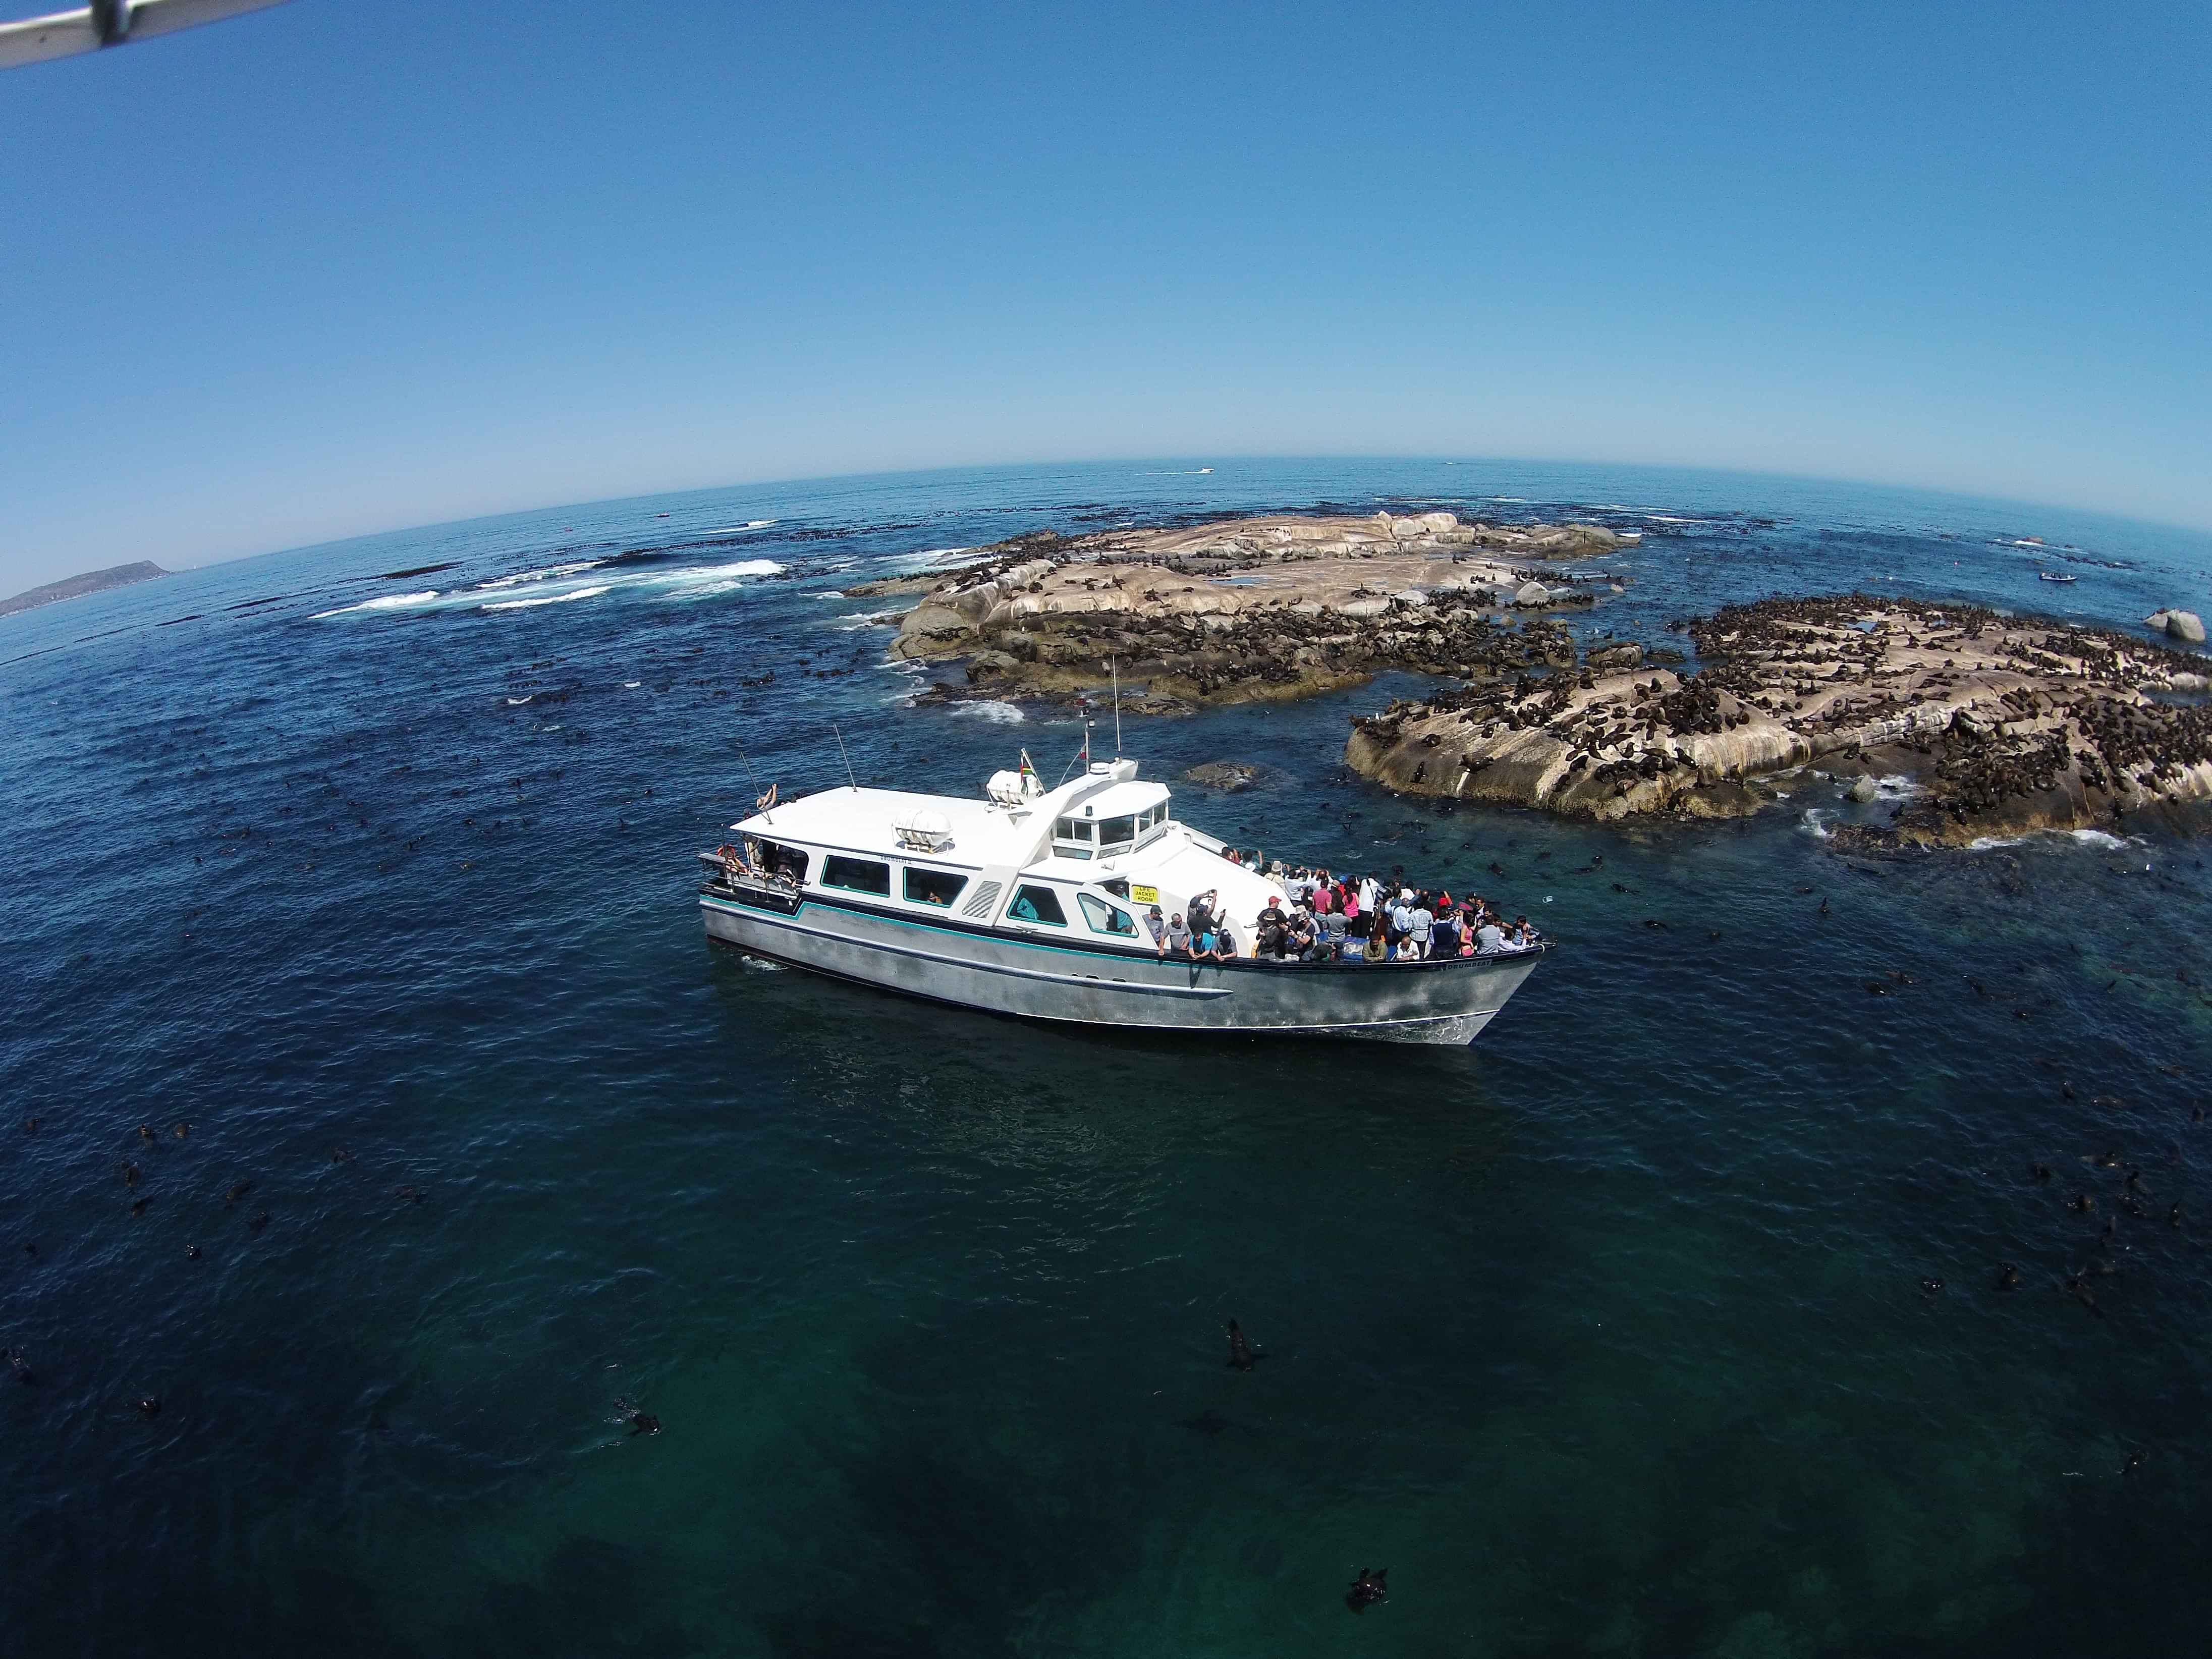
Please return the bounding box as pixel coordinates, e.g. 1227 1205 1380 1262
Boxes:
106 450 2212 580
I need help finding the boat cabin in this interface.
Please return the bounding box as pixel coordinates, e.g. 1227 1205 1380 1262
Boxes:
713 758 1285 950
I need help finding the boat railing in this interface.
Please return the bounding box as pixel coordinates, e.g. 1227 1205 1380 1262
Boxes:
697 848 803 900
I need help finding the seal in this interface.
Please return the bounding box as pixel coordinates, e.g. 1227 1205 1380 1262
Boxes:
1345 1567 1388 1614
1225 1319 1260 1371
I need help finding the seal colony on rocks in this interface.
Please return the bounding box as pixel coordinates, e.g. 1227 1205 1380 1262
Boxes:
1348 594 2212 846
859 512 1637 712
864 513 2208 847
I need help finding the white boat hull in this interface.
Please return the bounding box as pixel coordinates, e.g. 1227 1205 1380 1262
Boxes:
700 887 1542 1044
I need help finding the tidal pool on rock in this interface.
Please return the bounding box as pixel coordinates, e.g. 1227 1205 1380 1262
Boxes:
2 459 2210 1658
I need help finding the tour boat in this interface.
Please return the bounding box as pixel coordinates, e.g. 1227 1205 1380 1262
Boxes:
2037 570 2077 584
697 755 1546 1044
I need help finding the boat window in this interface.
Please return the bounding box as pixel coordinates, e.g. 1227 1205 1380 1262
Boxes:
1007 884 1067 926
1098 814 1136 849
1079 894 1137 936
758 841 810 883
903 866 967 908
821 855 890 896
1055 817 1093 841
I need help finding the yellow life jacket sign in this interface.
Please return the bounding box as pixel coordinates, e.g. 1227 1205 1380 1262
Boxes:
1131 883 1159 905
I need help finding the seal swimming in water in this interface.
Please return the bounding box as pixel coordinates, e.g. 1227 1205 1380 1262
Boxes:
130 1198 149 1218
2069 1193 2095 1214
1345 1567 1388 1614
1919 1277 1944 1296
136 1396 161 1419
1225 1319 1260 1371
9 1349 33 1385
184 1244 202 1260
1995 1263 2021 1291
628 1412 661 1437
2064 1273 2105 1318
248 1211 269 1234
224 1181 253 1206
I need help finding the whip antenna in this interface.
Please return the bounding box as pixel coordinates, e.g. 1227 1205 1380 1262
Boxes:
738 749 775 823
1111 656 1122 756
832 724 859 792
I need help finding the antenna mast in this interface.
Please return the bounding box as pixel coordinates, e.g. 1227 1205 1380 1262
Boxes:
1111 656 1122 756
737 749 774 823
832 724 859 792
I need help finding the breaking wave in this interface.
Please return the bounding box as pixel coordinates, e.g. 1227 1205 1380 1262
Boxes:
311 591 442 618
481 584 612 612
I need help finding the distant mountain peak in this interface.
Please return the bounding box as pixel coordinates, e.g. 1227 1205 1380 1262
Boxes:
0 561 169 619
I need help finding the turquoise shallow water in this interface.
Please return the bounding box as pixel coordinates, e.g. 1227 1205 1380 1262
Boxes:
4 459 2212 1657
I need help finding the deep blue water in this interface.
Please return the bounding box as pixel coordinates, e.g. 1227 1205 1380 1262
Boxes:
5 459 2212 1658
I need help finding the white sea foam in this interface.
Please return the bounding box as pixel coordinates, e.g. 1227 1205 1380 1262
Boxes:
641 559 784 587
833 609 907 631
475 560 602 591
506 695 533 706
700 521 778 536
1966 834 2029 851
311 590 442 618
953 699 1025 724
1799 808 1835 838
623 681 641 689
481 584 612 612
2068 829 2129 849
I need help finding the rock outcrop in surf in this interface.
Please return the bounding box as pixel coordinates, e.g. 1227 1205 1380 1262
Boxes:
1345 594 2212 846
861 512 1633 711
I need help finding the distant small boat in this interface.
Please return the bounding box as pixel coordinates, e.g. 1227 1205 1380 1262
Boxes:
1197 467 1213 474
2038 570 2076 584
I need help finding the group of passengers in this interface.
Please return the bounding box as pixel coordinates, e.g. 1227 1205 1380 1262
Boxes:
1144 866 1540 965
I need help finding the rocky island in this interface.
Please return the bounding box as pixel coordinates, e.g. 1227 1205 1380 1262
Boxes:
859 512 2211 847
861 512 1636 711
0 560 168 619
1349 595 2212 846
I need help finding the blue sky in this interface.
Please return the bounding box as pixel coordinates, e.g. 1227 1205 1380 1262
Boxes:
3 0 2206 588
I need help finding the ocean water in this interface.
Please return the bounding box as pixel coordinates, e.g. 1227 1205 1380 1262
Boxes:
4 458 2211 1658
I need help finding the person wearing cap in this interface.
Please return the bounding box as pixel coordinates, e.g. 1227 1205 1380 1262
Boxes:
1208 915 1239 961
1143 904 1169 953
